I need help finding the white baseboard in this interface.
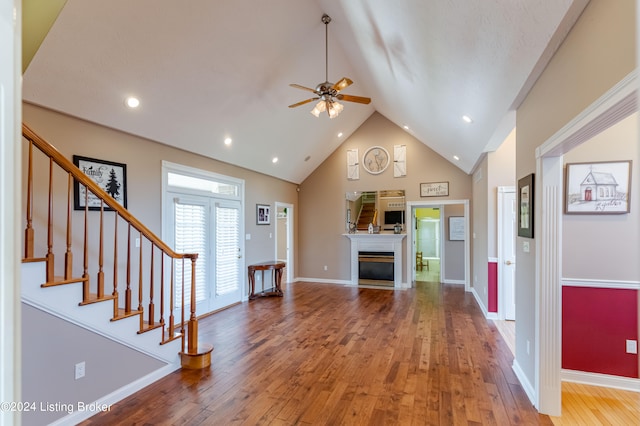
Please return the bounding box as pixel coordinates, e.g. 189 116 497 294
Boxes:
470 288 498 319
512 359 537 407
442 279 465 285
48 363 180 426
295 277 410 289
295 277 352 285
562 369 640 392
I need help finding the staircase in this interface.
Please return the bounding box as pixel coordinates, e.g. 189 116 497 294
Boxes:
356 197 377 231
21 123 212 369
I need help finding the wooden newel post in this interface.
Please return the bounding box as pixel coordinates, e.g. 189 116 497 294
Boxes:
180 253 212 369
188 256 198 354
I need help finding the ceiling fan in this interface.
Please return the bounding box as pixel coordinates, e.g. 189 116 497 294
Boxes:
288 14 371 119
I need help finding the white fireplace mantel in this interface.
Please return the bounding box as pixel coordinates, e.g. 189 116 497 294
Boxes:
344 233 406 287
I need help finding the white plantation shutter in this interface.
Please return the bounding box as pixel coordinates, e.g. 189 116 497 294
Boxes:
215 204 240 296
174 201 208 307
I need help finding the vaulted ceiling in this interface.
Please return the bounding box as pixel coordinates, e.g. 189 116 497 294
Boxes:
22 0 590 184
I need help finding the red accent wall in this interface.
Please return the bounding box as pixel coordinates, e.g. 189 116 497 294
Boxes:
562 286 639 378
488 261 498 313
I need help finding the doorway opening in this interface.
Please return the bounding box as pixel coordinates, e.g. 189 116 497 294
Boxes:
275 202 294 284
414 207 441 282
406 200 470 290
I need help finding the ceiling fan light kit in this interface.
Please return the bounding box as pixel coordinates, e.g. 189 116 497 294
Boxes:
289 14 371 119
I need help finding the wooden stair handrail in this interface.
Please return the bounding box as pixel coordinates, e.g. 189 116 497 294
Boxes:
22 123 196 261
23 122 211 368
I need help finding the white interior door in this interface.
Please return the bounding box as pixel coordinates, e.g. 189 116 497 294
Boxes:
499 189 517 320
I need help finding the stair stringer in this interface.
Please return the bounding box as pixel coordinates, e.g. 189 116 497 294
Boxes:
21 261 182 365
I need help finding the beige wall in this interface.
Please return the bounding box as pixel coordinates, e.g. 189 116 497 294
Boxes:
22 103 299 295
515 0 636 383
471 129 516 313
487 129 516 257
563 112 639 281
472 156 488 302
299 112 472 282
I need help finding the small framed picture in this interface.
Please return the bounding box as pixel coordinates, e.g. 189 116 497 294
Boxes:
73 155 127 211
448 216 465 241
518 173 534 238
256 204 271 225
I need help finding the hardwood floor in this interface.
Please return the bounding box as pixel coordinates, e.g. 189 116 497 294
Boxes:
493 320 640 425
82 282 551 425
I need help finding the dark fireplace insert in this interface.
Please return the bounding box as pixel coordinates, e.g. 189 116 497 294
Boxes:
358 251 394 286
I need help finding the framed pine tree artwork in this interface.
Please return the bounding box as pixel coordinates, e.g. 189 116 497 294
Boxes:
73 155 128 211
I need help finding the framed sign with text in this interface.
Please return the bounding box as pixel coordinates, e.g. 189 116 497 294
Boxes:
420 182 449 197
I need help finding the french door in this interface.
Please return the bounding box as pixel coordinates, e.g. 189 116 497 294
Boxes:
170 194 242 314
163 162 244 314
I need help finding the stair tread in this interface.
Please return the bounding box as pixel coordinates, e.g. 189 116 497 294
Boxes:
161 332 183 345
112 308 143 322
42 275 89 287
138 321 164 334
22 257 48 263
79 292 116 306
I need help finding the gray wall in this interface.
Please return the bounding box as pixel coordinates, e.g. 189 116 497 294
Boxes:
442 204 466 282
22 304 165 426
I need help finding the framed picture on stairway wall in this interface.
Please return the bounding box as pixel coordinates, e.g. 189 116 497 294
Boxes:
73 155 128 211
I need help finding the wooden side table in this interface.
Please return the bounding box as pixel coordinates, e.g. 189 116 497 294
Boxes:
248 261 285 300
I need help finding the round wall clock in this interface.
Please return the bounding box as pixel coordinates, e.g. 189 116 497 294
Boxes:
362 146 390 175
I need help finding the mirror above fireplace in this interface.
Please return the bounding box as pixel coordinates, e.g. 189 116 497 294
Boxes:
345 190 405 232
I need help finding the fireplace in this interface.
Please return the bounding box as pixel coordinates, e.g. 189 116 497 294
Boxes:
358 251 394 286
344 233 406 287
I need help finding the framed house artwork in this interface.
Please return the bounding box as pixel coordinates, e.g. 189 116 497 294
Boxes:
518 173 534 238
565 160 631 214
73 155 127 211
256 204 271 225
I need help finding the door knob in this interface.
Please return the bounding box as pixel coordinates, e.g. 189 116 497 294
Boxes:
505 260 513 265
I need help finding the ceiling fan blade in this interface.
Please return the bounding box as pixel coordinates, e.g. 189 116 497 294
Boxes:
290 83 317 93
332 77 353 92
336 94 371 104
288 98 319 108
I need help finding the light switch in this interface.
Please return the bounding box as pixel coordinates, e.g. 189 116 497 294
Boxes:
245 234 251 240
523 241 530 253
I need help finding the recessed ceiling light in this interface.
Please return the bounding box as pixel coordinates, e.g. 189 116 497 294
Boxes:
125 97 140 108
453 155 460 161
403 125 410 130
272 157 279 164
337 132 343 138
462 115 473 123
224 137 232 146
